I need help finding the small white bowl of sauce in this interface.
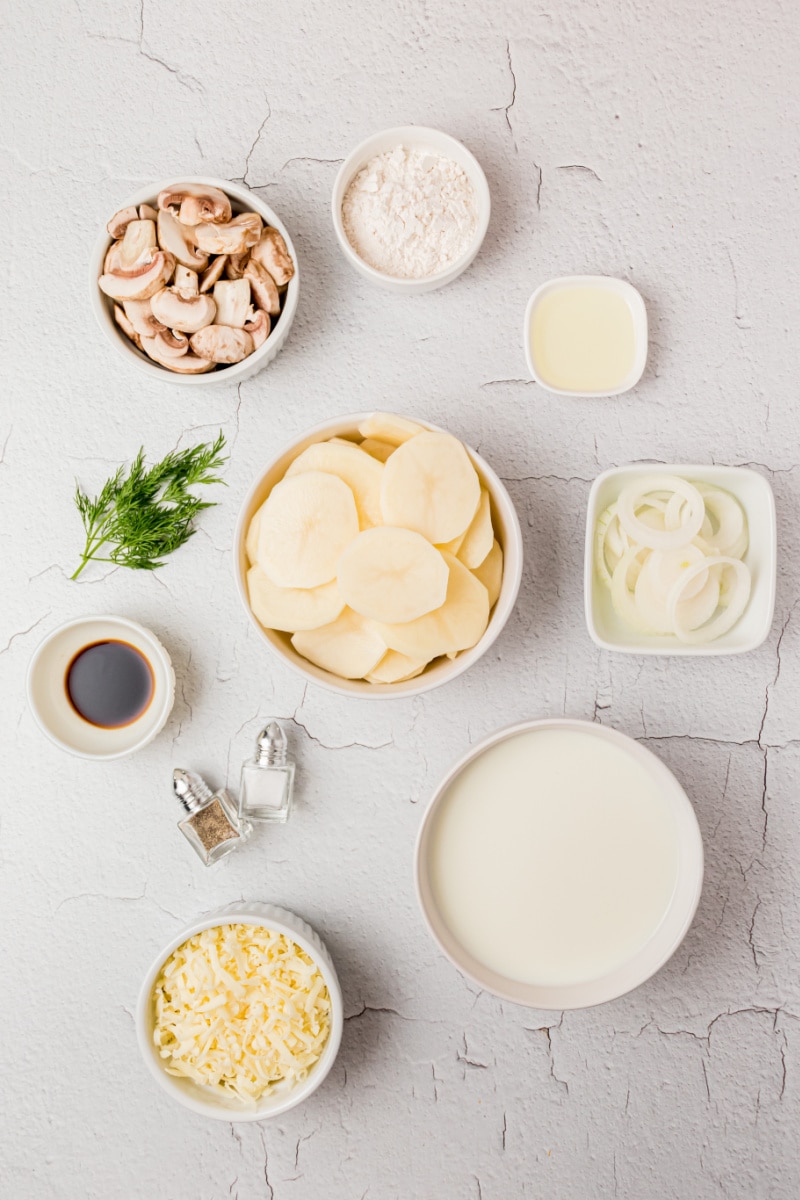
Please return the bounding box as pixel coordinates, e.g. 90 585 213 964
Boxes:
26 615 175 760
524 275 648 397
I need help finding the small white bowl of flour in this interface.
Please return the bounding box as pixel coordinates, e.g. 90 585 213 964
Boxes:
332 126 491 293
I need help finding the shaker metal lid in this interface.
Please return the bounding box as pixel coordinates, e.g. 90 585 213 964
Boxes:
173 767 214 812
255 719 288 766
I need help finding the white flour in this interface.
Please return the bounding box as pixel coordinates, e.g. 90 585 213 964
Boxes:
341 145 479 279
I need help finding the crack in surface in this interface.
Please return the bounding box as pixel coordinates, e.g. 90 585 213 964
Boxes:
344 1003 404 1023
501 473 594 485
481 377 534 388
83 0 203 91
286 706 393 753
0 425 12 467
281 156 345 170
723 243 751 330
457 1032 490 1071
1 612 51 656
491 38 518 151
243 99 272 186
558 163 602 182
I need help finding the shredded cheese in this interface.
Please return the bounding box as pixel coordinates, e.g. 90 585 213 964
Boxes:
152 923 331 1103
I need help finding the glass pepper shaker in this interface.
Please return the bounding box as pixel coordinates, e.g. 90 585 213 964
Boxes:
173 768 251 866
239 720 296 823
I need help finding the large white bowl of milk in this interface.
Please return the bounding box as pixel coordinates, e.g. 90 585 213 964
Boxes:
415 719 703 1009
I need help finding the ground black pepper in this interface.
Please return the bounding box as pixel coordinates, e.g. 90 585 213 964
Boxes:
186 797 239 852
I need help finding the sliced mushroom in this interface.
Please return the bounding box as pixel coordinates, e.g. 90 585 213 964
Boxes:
107 206 139 239
213 279 251 328
199 255 227 292
139 203 159 221
123 298 167 339
190 325 254 364
104 221 157 273
141 335 215 374
118 219 157 268
157 183 232 226
174 265 199 292
244 259 281 316
150 286 217 333
98 250 176 301
190 213 262 255
147 329 189 360
113 303 141 347
244 308 270 349
157 208 209 271
250 227 294 287
225 251 250 280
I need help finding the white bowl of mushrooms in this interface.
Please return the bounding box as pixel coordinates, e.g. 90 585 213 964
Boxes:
90 177 299 385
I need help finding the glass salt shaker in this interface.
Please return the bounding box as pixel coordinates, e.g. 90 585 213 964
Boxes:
239 720 296 823
173 768 251 866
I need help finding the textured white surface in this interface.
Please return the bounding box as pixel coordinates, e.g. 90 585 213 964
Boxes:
2 1 800 1196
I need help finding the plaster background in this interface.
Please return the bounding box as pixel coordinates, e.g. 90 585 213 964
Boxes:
2 1 800 1196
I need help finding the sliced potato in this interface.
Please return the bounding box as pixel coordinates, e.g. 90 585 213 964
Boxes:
292 608 386 678
366 650 430 684
358 412 423 446
458 488 493 569
337 527 449 624
360 438 395 463
472 538 503 607
247 565 345 632
286 441 383 528
256 471 359 588
245 508 261 566
375 553 489 660
437 530 466 555
380 431 481 544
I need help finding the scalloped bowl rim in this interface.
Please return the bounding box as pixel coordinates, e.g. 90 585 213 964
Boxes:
135 902 344 1122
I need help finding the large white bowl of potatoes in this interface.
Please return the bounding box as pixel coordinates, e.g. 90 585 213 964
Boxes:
234 412 523 697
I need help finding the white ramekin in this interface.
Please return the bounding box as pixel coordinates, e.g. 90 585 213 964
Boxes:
584 463 777 655
523 275 648 398
415 718 704 1010
89 176 300 386
26 615 175 760
233 412 523 699
136 902 344 1122
331 126 491 293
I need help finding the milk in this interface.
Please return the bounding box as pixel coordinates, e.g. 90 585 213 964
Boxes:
428 728 680 987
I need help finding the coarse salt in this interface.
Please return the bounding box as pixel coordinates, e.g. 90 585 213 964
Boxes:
341 145 479 280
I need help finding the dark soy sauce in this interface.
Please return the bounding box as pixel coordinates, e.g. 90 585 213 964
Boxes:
65 640 154 728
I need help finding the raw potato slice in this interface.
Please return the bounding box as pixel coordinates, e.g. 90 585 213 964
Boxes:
366 650 430 684
457 488 493 569
256 471 359 588
360 438 395 463
286 441 384 528
337 527 449 623
381 432 481 544
245 508 261 565
292 608 386 678
472 539 503 608
358 412 424 446
375 553 489 660
247 565 345 632
437 531 466 555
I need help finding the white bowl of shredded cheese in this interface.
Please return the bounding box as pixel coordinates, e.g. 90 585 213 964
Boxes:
136 902 343 1121
332 126 491 293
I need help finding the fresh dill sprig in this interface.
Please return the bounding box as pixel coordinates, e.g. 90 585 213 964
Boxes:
71 432 228 580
